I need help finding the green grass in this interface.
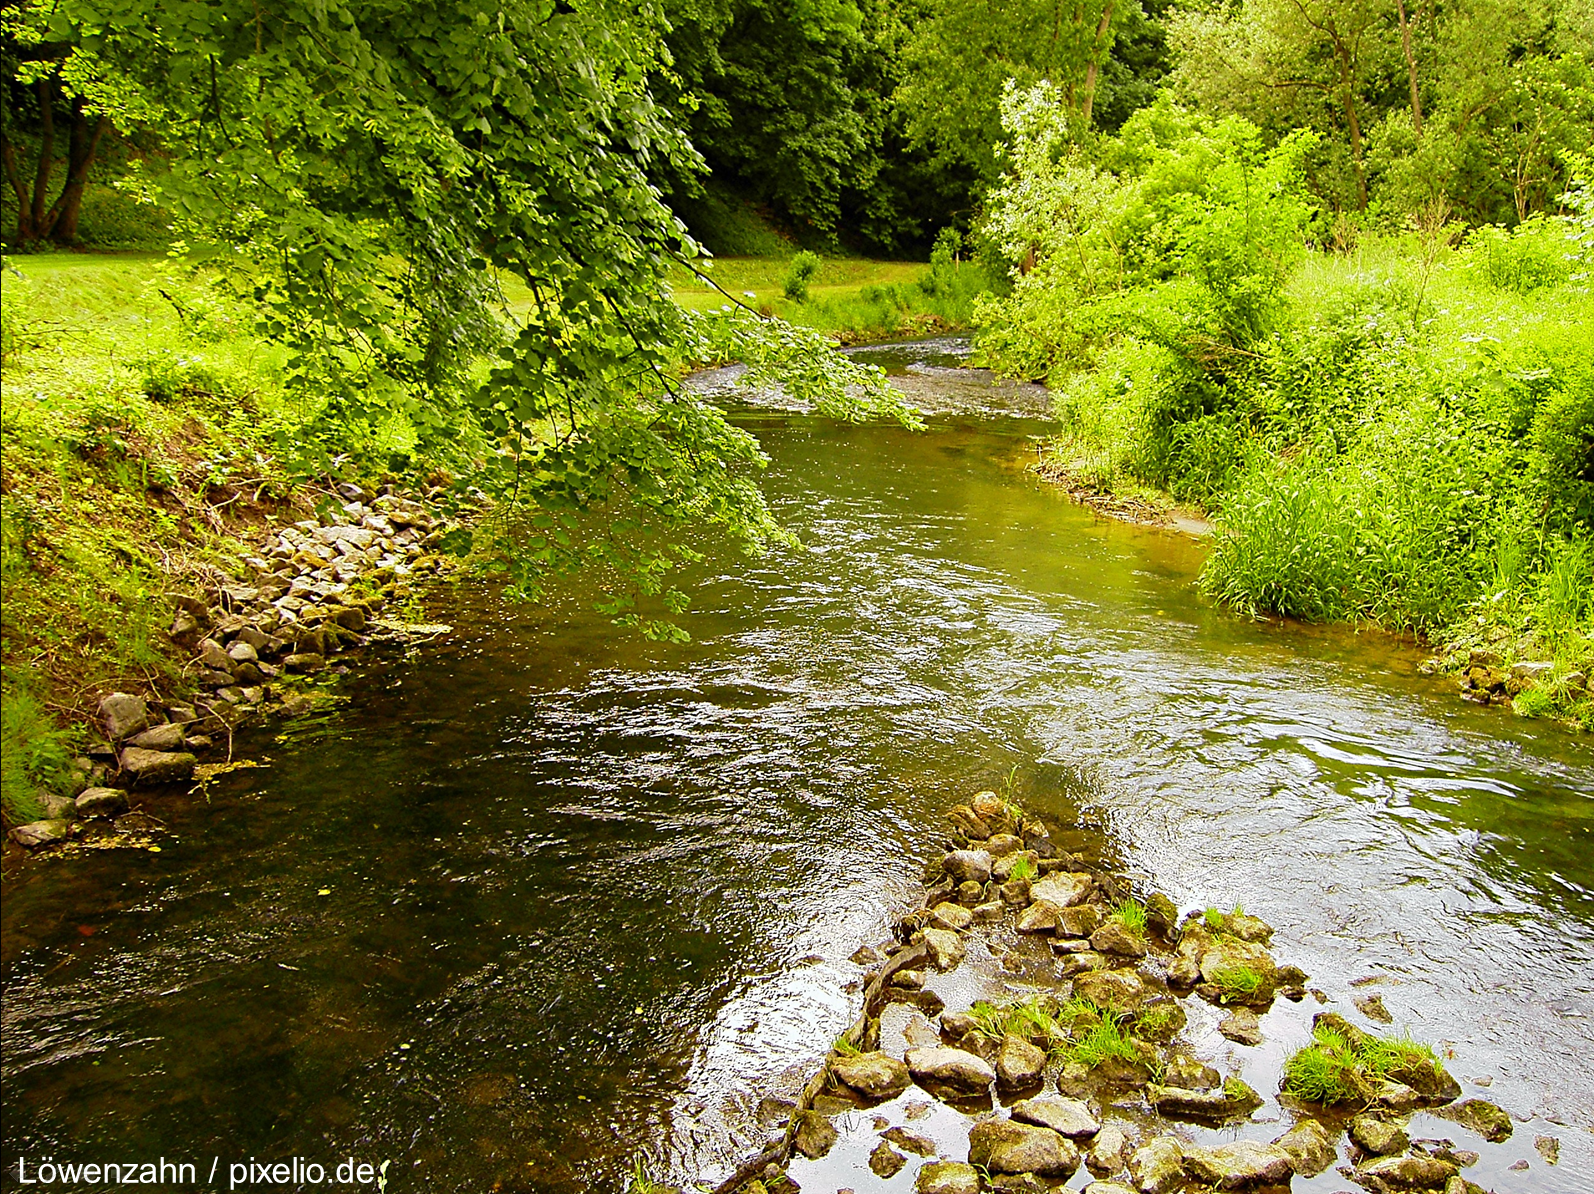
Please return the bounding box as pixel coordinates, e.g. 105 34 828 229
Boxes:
1069 1018 1148 1070
1282 1025 1444 1105
1204 906 1225 931
0 670 75 823
668 253 994 340
1109 898 1148 938
831 1033 862 1058
1210 965 1264 1001
1007 855 1038 881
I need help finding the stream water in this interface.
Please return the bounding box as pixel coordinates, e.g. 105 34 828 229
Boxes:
2 340 1591 1193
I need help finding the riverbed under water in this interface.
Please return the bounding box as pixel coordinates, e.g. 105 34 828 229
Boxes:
3 340 1591 1192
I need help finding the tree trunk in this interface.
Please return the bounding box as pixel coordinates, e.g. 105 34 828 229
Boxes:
42 103 106 243
1395 0 1423 137
1079 1 1116 126
1329 36 1368 209
2 132 37 244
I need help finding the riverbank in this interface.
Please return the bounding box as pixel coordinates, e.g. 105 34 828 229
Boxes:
673 791 1560 1194
981 231 1594 732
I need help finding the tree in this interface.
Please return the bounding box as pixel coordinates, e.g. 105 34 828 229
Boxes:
3 0 913 634
895 0 1135 185
1 18 118 245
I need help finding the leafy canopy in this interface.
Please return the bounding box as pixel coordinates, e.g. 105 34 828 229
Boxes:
6 0 915 636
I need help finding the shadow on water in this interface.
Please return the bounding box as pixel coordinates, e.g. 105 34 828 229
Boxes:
3 342 1591 1191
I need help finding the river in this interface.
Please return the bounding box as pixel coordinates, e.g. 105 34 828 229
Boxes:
2 339 1590 1192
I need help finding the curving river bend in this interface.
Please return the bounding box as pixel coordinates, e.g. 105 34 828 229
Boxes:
3 340 1591 1192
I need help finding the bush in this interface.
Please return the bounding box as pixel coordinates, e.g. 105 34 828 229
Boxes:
783 250 822 301
0 673 75 825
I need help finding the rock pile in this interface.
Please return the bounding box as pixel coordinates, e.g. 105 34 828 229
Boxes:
8 486 451 851
714 790 1527 1194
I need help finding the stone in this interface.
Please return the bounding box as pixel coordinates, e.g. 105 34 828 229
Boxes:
967 1120 1079 1177
170 609 201 641
1090 921 1147 957
972 901 1005 922
1436 1099 1512 1142
1145 892 1177 934
993 850 1038 881
1198 936 1276 988
75 787 129 817
851 944 886 966
126 722 186 751
282 652 326 673
1017 900 1062 933
166 705 198 724
1227 913 1274 943
832 1052 911 1101
233 662 264 686
1059 904 1103 937
906 1046 995 1098
1372 1081 1427 1112
1358 1154 1459 1188
1072 968 1146 1011
929 902 973 932
1084 1184 1137 1194
1510 660 1553 683
999 879 1031 906
235 624 272 651
1351 1114 1409 1156
941 1011 979 1040
792 1111 837 1160
1218 1008 1263 1046
956 880 984 905
996 1034 1047 1091
1011 1094 1099 1139
1272 1119 1336 1176
1087 1125 1128 1174
1146 1080 1262 1121
882 1127 936 1157
922 927 965 971
948 804 993 840
890 969 926 990
986 833 1024 856
970 790 1009 824
119 747 197 785
331 604 366 631
1533 1135 1559 1164
1355 993 1394 1023
1161 1055 1219 1091
42 791 78 819
1057 950 1110 976
1031 872 1093 907
915 1161 980 1194
10 819 71 848
1182 1141 1294 1190
869 1141 906 1178
98 692 150 740
943 850 994 884
1128 1135 1184 1194
198 638 234 672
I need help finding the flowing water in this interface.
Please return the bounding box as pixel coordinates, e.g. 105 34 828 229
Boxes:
3 340 1591 1193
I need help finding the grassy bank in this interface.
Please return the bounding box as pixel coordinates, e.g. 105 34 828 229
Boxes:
0 253 369 822
669 247 992 341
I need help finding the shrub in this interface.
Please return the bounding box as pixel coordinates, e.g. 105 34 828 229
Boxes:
783 250 822 301
1 673 75 824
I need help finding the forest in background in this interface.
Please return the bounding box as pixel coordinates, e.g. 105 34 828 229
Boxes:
2 0 1591 823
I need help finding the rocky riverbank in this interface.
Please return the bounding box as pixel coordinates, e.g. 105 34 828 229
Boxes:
7 486 456 852
696 792 1550 1194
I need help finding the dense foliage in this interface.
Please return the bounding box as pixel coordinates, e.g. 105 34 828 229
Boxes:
974 81 1593 723
2 0 918 641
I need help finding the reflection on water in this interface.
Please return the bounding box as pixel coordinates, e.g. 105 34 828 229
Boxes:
3 343 1591 1192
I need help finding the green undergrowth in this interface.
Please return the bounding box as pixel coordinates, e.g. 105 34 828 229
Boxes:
974 94 1594 728
0 254 334 822
1283 1023 1444 1105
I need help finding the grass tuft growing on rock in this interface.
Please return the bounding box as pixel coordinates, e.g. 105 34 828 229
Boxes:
1210 964 1264 1001
1282 1025 1445 1105
1109 898 1148 938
